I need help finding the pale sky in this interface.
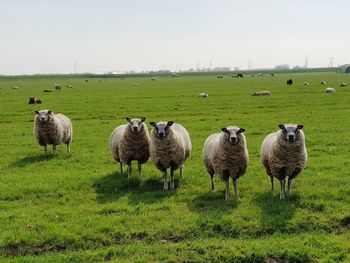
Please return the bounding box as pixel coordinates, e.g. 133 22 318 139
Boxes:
0 0 349 74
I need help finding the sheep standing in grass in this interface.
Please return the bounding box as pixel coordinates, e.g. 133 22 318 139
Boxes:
109 117 150 177
198 92 208 97
260 124 307 200
55 84 61 90
203 126 248 201
252 91 271 96
149 121 192 190
303 82 310 86
34 110 73 154
339 82 347 87
320 81 327 85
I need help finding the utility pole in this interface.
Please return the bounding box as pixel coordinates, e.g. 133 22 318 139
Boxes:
209 58 212 70
329 57 333 68
74 61 77 74
304 57 308 68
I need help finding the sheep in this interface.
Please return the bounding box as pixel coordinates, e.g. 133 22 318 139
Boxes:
55 84 61 90
217 75 224 79
320 81 327 85
109 117 150 178
324 87 336 94
43 89 52 93
12 86 19 90
303 82 310 86
339 82 347 87
198 92 208 97
34 110 73 154
149 121 192 190
260 124 307 200
252 91 271 96
237 73 243 78
28 97 42 104
286 79 293 86
66 84 73 88
203 126 248 201
132 83 140 86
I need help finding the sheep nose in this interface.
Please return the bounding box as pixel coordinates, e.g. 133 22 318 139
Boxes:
159 132 164 138
288 135 295 141
133 127 138 132
230 137 237 144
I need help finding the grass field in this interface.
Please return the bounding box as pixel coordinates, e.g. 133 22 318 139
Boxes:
0 72 349 262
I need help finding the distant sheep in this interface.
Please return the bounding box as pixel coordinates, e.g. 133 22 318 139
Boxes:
12 86 19 90
28 97 42 104
320 81 327 85
149 121 192 190
260 124 307 200
286 79 293 86
339 82 347 87
237 73 243 78
132 83 140 86
109 117 150 178
257 73 264 77
217 75 224 79
324 87 336 94
151 78 156 81
43 89 52 93
252 91 271 96
66 85 73 88
198 92 208 97
203 126 248 201
303 82 310 86
34 110 73 154
55 84 61 90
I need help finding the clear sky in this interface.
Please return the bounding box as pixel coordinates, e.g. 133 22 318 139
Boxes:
0 0 349 74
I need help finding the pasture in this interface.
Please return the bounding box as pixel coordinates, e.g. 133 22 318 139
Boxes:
0 72 349 262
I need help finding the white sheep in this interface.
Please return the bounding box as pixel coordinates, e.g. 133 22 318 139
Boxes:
339 82 347 87
252 91 271 96
149 121 192 190
109 117 150 178
198 92 208 97
324 87 336 94
303 82 310 86
203 126 248 201
320 81 327 85
260 124 307 200
34 110 73 154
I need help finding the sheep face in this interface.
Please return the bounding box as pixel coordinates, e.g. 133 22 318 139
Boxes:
28 97 35 104
221 126 245 145
126 117 146 133
150 121 173 140
35 110 52 123
279 124 304 143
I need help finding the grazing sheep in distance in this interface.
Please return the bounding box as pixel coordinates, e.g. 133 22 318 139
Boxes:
28 97 42 104
237 73 243 78
303 82 310 86
252 91 271 96
198 92 208 97
149 121 192 190
34 110 73 154
217 75 224 79
109 117 150 178
151 77 156 81
203 126 248 201
320 81 327 85
324 87 336 94
260 124 307 200
12 86 19 90
43 89 52 93
55 84 61 90
339 82 347 87
66 84 73 88
286 79 293 86
132 83 140 86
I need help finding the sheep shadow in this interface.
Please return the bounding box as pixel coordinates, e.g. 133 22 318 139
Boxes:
11 154 55 168
253 191 300 234
187 190 238 215
94 172 178 205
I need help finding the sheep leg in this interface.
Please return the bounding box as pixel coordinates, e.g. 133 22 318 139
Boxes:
270 176 274 191
120 162 123 173
43 145 47 154
52 145 57 154
287 178 292 198
66 143 71 154
233 178 238 202
225 178 230 200
180 166 183 177
170 169 175 189
163 170 168 191
210 174 215 191
127 164 132 178
279 179 286 200
138 161 142 177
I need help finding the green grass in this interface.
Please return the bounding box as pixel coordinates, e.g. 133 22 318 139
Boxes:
0 72 349 262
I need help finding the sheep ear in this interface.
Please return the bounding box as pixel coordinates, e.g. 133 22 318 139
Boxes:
167 121 174 127
221 128 228 133
34 110 39 114
297 124 304 130
149 122 157 127
238 128 245 133
126 117 131 122
279 124 284 130
141 117 146 122
47 110 52 115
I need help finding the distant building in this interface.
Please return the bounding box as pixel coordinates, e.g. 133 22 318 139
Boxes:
339 64 350 73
